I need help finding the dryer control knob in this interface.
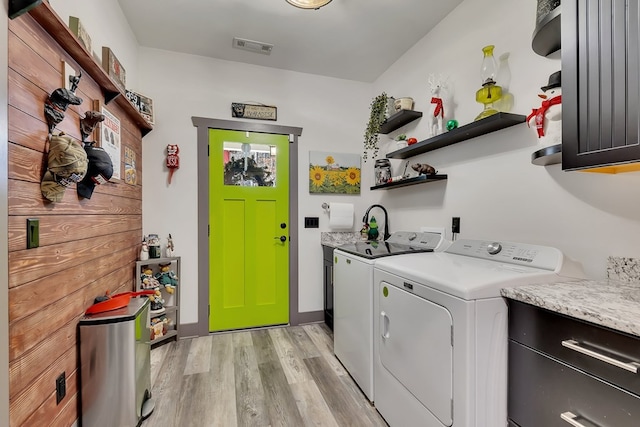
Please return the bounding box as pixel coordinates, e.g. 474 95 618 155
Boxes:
487 242 502 255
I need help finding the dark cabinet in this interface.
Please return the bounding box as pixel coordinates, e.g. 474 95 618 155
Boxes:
322 245 334 330
507 300 640 427
562 0 640 172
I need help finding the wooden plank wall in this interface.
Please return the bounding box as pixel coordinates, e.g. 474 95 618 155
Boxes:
7 14 143 427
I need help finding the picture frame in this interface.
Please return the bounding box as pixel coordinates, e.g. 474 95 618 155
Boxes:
98 104 122 180
231 102 277 121
101 46 126 93
68 16 91 53
125 90 155 124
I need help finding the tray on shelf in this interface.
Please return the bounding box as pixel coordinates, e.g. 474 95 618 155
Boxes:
386 112 526 159
370 174 447 190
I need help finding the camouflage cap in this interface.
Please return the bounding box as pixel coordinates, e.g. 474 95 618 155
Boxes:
41 134 89 202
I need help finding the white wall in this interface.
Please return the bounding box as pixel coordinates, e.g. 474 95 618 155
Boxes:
137 49 373 320
372 0 640 278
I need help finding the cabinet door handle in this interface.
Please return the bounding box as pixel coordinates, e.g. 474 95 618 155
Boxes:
560 411 599 427
561 339 640 373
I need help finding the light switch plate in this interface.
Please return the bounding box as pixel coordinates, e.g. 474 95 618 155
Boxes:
27 218 39 249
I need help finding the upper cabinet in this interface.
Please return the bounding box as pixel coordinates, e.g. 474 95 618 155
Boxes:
562 0 640 172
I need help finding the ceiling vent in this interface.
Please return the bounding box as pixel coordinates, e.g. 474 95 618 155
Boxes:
232 37 274 55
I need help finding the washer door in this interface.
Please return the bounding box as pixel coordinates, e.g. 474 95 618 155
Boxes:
379 281 453 426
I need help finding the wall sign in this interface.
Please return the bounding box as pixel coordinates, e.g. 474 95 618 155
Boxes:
231 103 277 121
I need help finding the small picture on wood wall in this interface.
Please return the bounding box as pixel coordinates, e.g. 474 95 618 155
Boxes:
99 106 121 179
309 151 361 194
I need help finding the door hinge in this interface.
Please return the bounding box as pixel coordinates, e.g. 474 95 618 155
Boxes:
208 305 210 317
451 325 454 347
207 144 210 156
208 224 210 237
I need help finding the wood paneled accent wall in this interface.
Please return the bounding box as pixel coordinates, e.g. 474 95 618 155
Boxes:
7 13 145 427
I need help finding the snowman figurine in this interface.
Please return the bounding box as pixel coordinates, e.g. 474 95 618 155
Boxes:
527 71 562 148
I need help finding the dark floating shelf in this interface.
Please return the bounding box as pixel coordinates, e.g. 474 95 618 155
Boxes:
379 110 423 134
532 6 561 57
386 112 527 159
531 143 562 166
370 174 447 190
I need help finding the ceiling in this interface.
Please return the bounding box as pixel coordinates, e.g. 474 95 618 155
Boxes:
117 0 463 83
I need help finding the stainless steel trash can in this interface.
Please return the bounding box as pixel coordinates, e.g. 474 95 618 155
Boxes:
79 297 155 426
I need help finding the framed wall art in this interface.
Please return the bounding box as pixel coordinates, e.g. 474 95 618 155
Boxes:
101 46 126 92
68 16 91 52
309 151 361 194
125 90 155 124
99 105 121 180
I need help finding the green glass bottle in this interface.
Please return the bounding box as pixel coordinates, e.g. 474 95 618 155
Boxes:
367 216 379 241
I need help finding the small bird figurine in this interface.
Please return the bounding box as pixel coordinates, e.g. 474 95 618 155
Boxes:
411 163 438 175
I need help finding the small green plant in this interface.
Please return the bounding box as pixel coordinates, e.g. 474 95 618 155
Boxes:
363 92 388 161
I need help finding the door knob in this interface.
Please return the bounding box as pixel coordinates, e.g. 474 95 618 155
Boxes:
280 223 287 229
274 235 287 242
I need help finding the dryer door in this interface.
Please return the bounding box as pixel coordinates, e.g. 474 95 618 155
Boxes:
379 281 453 425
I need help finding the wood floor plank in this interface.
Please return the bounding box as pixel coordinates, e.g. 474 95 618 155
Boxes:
232 331 253 348
302 323 347 377
304 356 385 427
146 339 191 427
183 335 212 375
251 329 279 364
258 360 305 427
150 341 170 387
286 325 321 359
209 333 238 427
268 327 313 384
234 339 270 427
174 373 217 427
290 380 340 427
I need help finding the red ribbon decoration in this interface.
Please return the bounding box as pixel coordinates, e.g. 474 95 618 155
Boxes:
166 144 180 184
431 97 444 118
526 95 562 137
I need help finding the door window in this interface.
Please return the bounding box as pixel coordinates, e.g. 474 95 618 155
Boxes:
223 142 277 187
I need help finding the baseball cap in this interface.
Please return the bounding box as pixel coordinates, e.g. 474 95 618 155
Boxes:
41 134 88 202
77 144 114 199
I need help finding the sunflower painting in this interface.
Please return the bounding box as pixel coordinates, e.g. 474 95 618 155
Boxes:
309 151 361 194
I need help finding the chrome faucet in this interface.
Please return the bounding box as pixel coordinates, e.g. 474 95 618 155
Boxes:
362 204 390 241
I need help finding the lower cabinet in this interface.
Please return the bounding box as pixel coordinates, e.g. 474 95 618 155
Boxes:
322 245 334 330
507 300 640 427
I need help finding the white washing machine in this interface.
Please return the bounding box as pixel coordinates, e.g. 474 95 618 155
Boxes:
373 239 585 427
333 231 445 402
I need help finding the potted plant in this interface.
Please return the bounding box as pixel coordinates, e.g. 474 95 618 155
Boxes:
363 92 388 161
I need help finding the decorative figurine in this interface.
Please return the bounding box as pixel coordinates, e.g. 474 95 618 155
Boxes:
139 238 149 261
412 163 438 175
80 110 105 142
44 71 83 138
166 144 180 184
148 288 165 314
427 74 446 137
446 120 459 131
475 45 502 121
367 216 379 241
165 234 174 257
155 262 179 294
140 265 160 289
527 71 562 148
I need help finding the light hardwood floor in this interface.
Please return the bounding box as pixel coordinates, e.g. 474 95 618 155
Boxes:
147 323 388 427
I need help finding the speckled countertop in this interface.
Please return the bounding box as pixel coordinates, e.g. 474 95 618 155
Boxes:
501 257 640 337
320 232 361 248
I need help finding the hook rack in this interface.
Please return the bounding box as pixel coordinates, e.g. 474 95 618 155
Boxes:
321 202 330 211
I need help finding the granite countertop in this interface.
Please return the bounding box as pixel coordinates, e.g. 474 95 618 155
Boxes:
320 231 361 248
501 257 640 337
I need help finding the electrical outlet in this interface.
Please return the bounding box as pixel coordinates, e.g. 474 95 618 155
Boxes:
62 61 77 90
452 217 461 234
304 217 319 228
56 372 66 404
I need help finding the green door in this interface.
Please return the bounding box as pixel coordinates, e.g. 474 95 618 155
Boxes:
208 129 289 332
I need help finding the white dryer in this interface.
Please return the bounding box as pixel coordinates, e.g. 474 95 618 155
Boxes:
373 239 585 427
333 231 445 402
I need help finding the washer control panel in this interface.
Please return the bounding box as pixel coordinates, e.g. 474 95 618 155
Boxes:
445 239 563 271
